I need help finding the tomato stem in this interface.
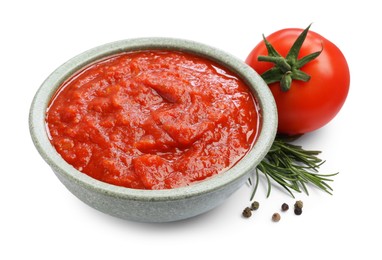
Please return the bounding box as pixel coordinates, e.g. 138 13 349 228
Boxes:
257 24 323 91
258 56 291 73
281 72 292 91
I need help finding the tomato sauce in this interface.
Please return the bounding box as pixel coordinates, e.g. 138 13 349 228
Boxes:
46 50 260 189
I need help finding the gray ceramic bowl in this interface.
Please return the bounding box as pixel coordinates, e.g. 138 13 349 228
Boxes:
29 38 277 222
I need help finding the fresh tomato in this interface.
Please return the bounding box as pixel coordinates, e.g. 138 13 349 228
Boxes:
246 25 350 135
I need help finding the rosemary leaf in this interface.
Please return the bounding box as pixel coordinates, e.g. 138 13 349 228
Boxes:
249 169 260 201
250 135 338 198
299 180 309 195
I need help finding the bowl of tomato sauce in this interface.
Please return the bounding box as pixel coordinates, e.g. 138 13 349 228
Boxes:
29 38 277 222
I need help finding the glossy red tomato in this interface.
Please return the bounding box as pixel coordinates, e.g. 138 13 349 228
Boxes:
246 27 350 135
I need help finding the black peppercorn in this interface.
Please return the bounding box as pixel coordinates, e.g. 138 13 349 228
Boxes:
294 200 303 209
294 207 302 215
251 201 260 210
242 207 252 218
281 203 289 211
272 213 281 222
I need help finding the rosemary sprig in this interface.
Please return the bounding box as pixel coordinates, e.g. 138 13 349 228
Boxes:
250 135 338 200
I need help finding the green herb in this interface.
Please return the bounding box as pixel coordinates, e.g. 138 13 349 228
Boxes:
250 135 338 200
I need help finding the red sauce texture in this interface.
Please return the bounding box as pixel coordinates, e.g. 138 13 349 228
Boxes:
46 50 260 189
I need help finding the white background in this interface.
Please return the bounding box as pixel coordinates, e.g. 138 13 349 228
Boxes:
1 0 381 259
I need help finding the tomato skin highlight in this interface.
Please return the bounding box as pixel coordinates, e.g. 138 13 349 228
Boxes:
246 28 350 135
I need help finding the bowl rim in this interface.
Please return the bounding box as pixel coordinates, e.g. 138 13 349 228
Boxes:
29 37 277 202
